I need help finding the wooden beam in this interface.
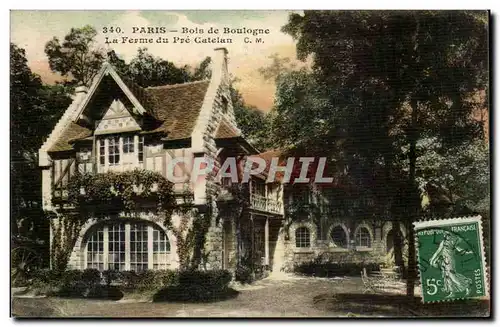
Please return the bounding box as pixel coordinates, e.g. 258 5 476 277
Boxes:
264 217 269 266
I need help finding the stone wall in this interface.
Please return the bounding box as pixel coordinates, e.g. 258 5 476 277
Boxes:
274 220 408 272
190 48 241 271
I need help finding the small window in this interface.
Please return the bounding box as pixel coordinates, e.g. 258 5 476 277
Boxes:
108 136 120 165
331 225 348 248
251 178 266 196
221 96 228 113
123 135 134 153
355 227 371 248
221 176 232 188
295 227 311 248
99 140 105 166
138 136 144 163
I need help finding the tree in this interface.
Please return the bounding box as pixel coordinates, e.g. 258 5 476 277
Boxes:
416 137 489 216
231 85 271 151
11 43 72 223
11 43 73 271
281 11 488 297
127 48 192 87
45 25 105 86
192 56 212 80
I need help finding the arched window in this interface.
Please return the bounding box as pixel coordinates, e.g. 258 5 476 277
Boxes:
295 227 311 248
330 225 348 248
355 227 371 248
85 221 170 271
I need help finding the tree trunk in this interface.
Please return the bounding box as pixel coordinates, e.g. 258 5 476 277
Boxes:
384 149 405 272
392 220 405 272
406 98 419 299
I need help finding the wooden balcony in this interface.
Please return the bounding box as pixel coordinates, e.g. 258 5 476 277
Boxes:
250 193 283 215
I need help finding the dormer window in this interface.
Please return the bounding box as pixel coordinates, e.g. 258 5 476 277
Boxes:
97 135 145 171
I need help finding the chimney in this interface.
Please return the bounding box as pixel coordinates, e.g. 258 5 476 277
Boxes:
212 47 228 84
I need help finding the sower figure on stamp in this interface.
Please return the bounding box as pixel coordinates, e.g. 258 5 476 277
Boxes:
429 231 473 298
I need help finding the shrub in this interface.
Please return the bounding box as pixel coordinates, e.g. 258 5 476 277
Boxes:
235 265 253 284
294 261 381 278
81 269 101 287
154 269 234 302
28 268 233 301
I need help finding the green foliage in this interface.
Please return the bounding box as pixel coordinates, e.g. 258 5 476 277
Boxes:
235 265 254 284
127 48 192 87
11 43 71 245
49 213 87 272
29 268 233 302
67 169 176 218
192 56 212 80
30 268 102 297
104 270 179 292
153 269 233 302
44 25 105 86
231 85 272 150
415 138 489 215
279 10 488 296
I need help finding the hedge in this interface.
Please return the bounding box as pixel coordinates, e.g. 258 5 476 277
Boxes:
29 268 233 302
293 261 381 278
153 269 234 302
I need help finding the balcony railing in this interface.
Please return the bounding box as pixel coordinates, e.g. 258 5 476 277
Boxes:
250 193 283 215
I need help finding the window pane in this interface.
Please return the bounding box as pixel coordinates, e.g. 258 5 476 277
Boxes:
331 226 347 248
138 136 144 163
108 223 125 271
152 226 170 270
86 225 105 270
295 227 310 248
355 227 371 247
130 223 148 270
123 136 134 153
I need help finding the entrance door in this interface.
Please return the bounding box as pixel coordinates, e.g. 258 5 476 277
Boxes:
222 220 232 270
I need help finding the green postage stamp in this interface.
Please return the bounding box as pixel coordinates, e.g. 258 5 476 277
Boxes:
414 216 488 303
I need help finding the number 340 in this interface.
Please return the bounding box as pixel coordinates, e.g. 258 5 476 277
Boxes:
426 278 442 295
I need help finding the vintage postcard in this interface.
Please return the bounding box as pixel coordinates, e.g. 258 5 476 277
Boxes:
10 10 490 318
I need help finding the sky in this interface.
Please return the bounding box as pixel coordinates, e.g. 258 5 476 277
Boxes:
10 10 305 111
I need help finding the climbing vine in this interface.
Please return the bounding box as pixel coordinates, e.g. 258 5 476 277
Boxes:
67 169 176 219
62 169 211 271
48 212 86 272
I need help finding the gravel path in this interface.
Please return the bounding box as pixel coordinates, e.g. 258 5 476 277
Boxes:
12 274 354 317
11 274 488 318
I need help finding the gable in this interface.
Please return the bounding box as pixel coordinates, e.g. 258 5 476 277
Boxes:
72 63 147 123
45 58 212 153
94 99 142 135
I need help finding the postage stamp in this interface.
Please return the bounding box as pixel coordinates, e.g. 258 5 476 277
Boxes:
414 216 488 303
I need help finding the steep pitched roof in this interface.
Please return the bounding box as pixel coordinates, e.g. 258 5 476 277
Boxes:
49 122 93 152
144 80 210 140
215 118 240 139
49 75 210 152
